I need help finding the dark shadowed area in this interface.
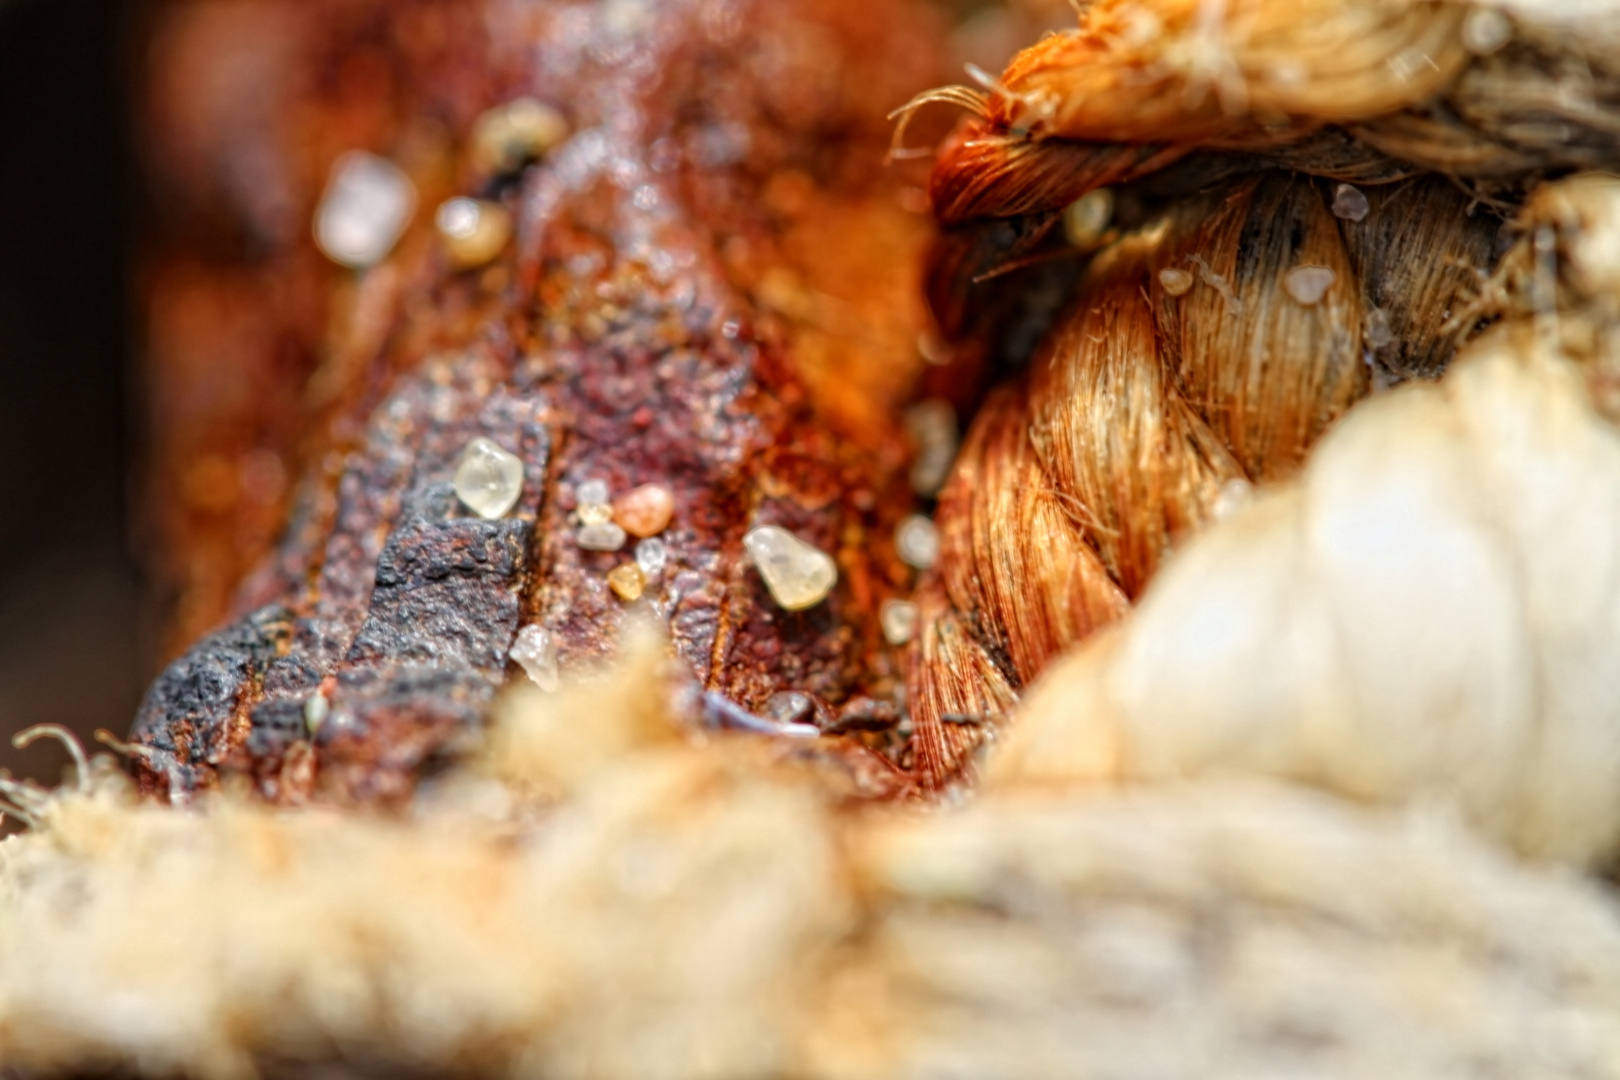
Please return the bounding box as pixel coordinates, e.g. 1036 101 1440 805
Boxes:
0 0 148 796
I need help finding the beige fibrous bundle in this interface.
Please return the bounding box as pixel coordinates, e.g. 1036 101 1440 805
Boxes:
10 617 1620 1078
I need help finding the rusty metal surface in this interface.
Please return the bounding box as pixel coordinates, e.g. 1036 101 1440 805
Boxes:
132 0 947 802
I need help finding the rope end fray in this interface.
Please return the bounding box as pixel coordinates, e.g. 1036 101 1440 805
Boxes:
885 83 990 165
1 725 96 828
0 727 163 832
884 57 1061 171
965 62 1063 138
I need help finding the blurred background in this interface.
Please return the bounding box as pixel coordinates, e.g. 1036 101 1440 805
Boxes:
0 0 147 795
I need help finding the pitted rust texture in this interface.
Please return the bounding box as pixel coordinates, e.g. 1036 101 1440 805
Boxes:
129 605 294 796
131 0 944 802
135 345 552 800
